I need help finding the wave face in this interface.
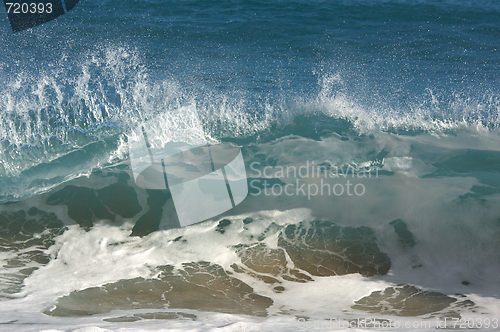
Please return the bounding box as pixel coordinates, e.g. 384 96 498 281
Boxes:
1 0 500 331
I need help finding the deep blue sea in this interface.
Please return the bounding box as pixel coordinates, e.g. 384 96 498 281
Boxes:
0 1 500 331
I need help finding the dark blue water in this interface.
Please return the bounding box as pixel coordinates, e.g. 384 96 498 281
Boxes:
2 0 500 108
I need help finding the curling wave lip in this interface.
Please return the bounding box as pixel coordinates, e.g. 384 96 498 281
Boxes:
128 105 248 227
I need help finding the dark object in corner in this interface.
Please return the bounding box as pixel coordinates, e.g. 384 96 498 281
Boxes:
4 0 80 33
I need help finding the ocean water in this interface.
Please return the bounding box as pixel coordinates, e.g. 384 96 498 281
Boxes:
1 0 500 331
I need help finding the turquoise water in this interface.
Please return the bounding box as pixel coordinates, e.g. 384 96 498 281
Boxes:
0 1 500 331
